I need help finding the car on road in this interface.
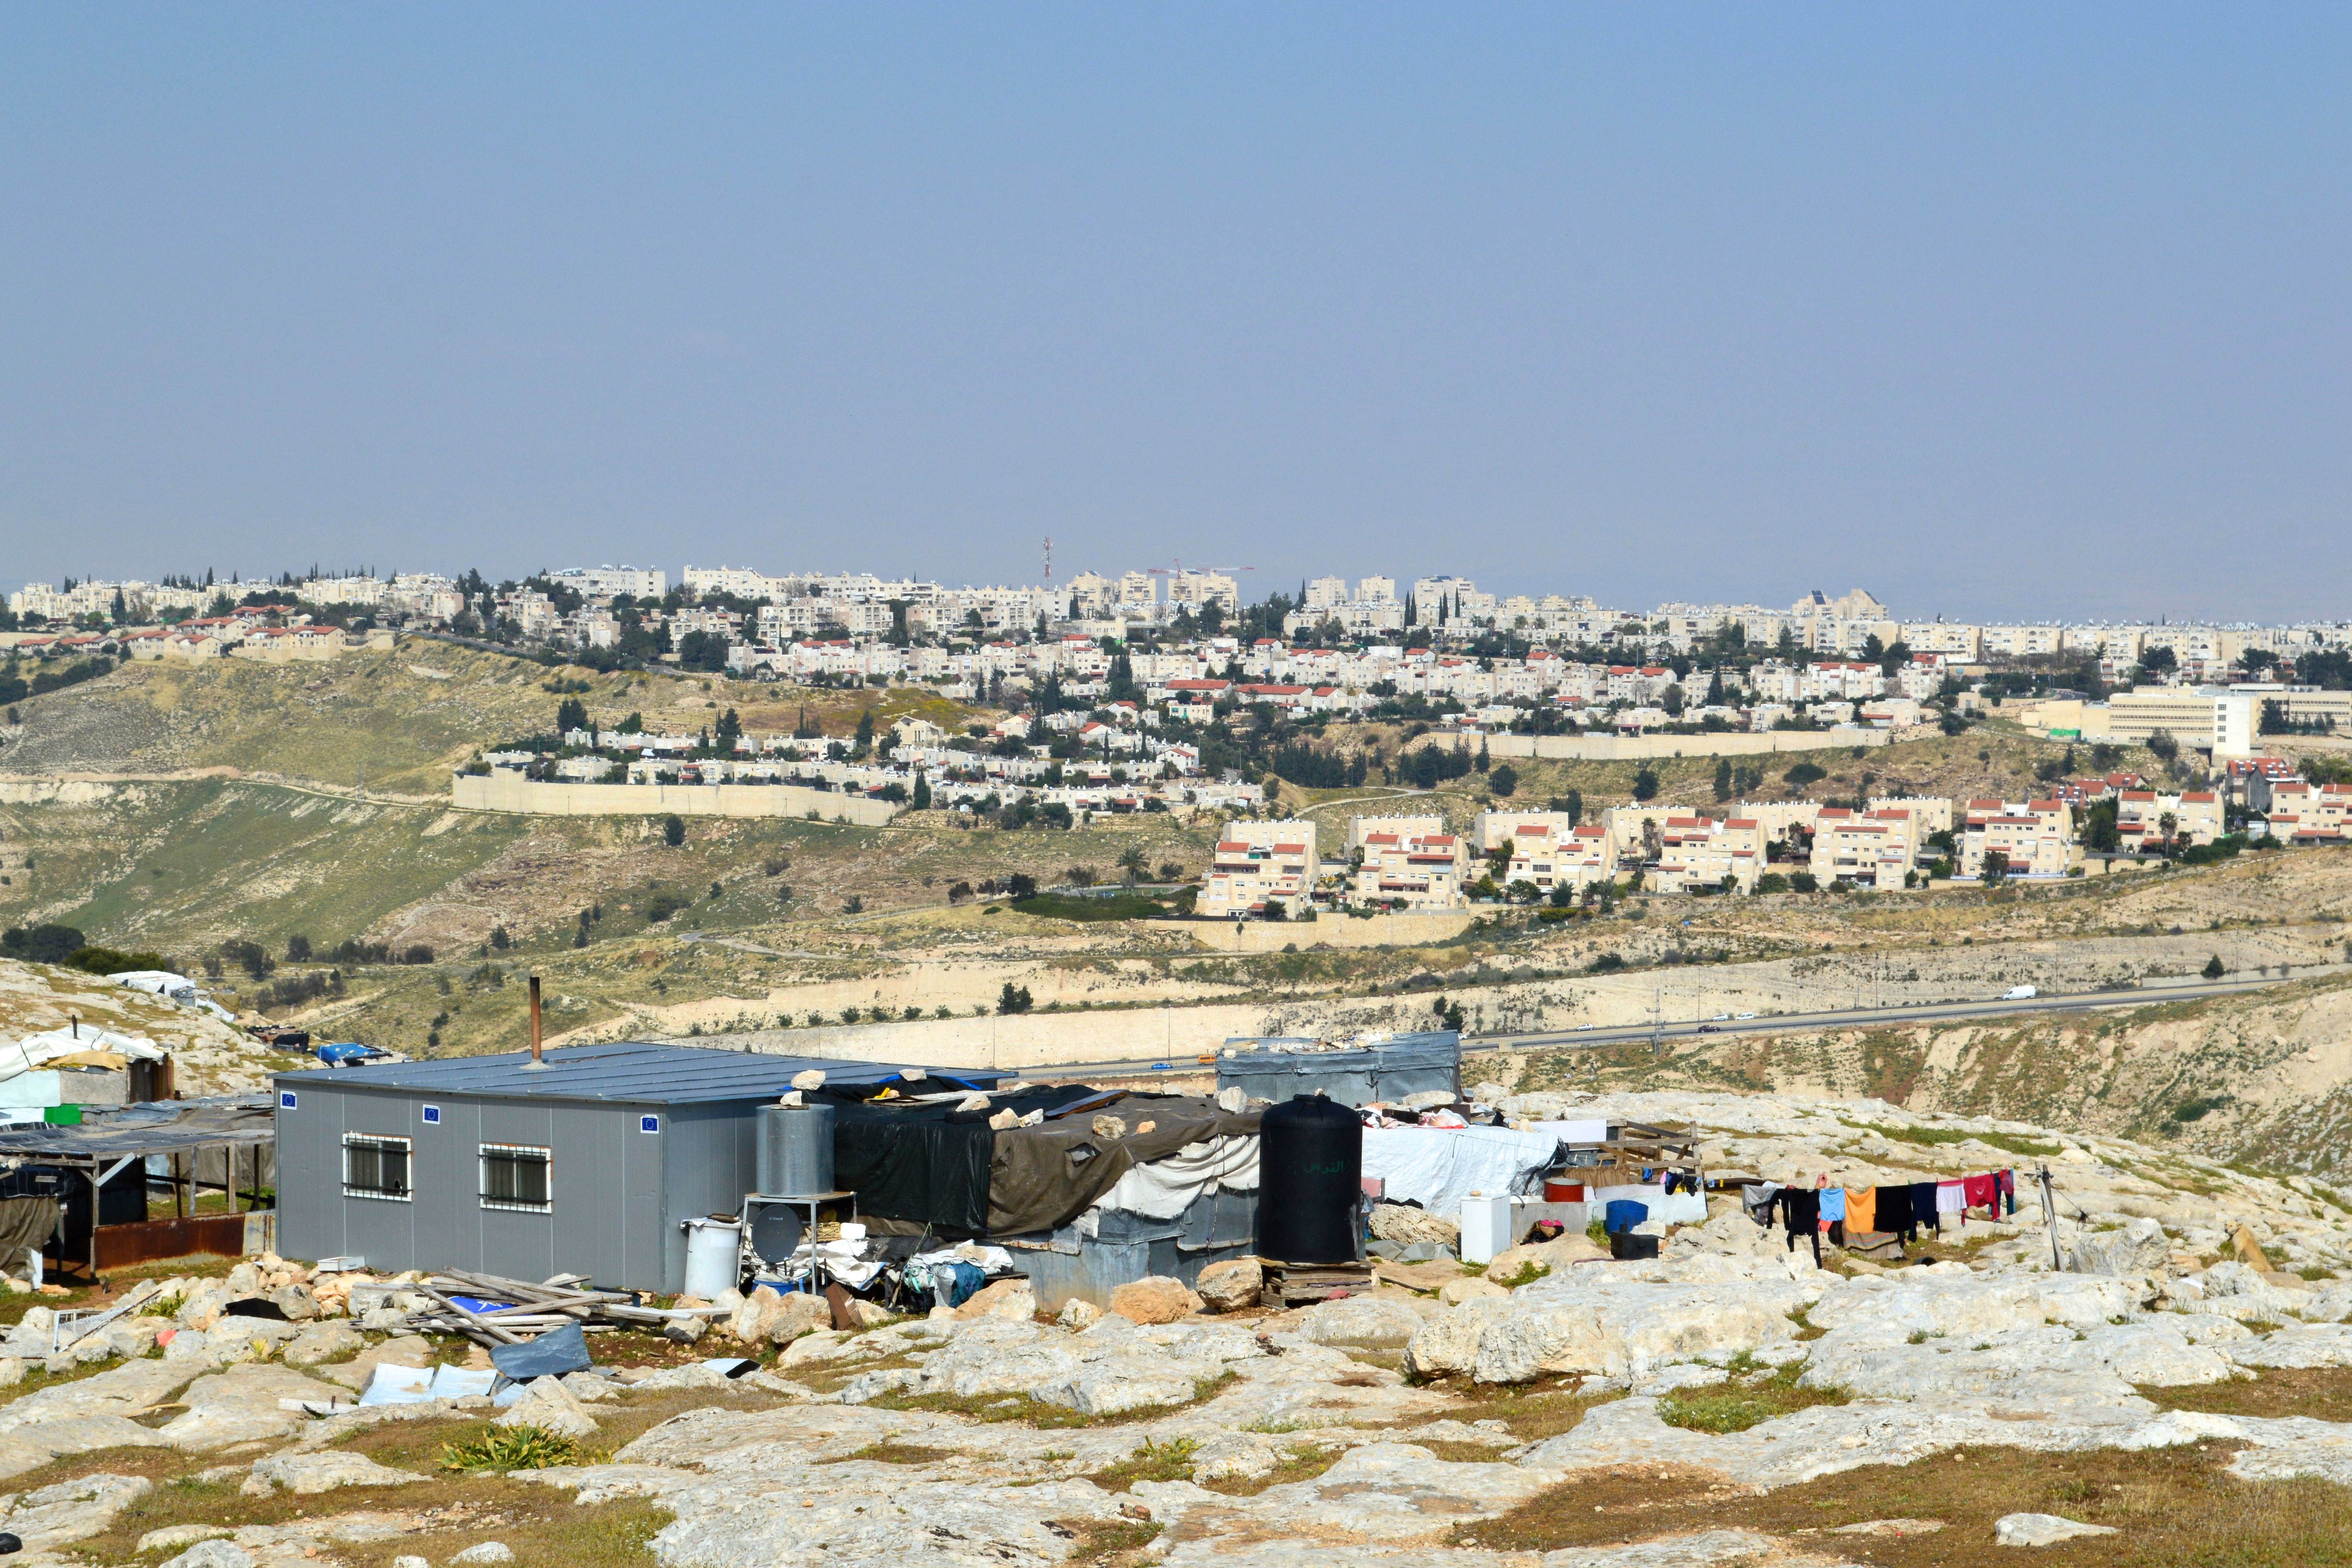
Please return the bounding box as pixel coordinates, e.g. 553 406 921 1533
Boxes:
2001 985 2038 1001
1697 1024 1722 1033
1710 1013 1730 1021
1734 1011 1757 1019
1575 1023 1595 1031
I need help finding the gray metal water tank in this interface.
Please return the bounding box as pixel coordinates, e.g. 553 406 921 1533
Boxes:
756 1102 835 1196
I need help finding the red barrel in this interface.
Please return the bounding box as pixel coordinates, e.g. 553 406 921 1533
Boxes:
1543 1179 1586 1202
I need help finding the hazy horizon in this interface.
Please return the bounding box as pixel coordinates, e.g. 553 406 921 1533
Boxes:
5 7 2347 622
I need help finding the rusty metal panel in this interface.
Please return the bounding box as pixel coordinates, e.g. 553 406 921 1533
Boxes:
92 1213 253 1269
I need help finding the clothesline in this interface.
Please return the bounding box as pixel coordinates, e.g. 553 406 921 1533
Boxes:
1744 1168 2018 1261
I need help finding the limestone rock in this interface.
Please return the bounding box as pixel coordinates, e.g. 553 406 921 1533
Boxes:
1439 1277 1507 1305
1109 1276 1201 1325
1294 1294 1425 1349
1485 1233 1608 1285
1368 1203 1460 1248
266 1283 321 1321
2070 1218 2170 1278
1056 1298 1104 1330
663 1315 708 1345
1995 1512 2117 1546
281 1320 365 1368
247 1450 424 1495
764 1292 834 1345
1194 1259 1263 1314
0 1471 153 1550
160 1541 254 1568
954 1279 1037 1322
138 1525 232 1554
158 1363 346 1449
451 1543 517 1565
499 1377 599 1440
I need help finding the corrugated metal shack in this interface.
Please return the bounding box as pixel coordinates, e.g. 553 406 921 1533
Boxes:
274 1042 1000 1292
1214 1030 1460 1107
0 1096 276 1280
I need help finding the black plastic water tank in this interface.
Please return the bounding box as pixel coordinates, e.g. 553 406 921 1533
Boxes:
1257 1094 1363 1264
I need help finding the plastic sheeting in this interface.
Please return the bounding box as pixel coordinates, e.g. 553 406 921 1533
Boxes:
489 1321 592 1381
1359 1125 1560 1222
1074 1135 1258 1234
358 1361 500 1406
1526 1118 1611 1145
1591 1183 1707 1226
0 1027 165 1084
1216 1031 1460 1108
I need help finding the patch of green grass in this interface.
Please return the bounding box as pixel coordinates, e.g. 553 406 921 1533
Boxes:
1655 1366 1851 1434
1087 1436 1200 1492
440 1423 582 1472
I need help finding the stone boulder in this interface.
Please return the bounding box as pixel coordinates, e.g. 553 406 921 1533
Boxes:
2070 1218 2170 1278
953 1279 1037 1323
498 1377 598 1440
1109 1276 1201 1325
1484 1233 1607 1285
1056 1298 1104 1330
246 1450 423 1495
0 1472 153 1550
281 1321 365 1369
1439 1277 1508 1306
1368 1204 1460 1248
1195 1259 1263 1314
1295 1294 1426 1349
1994 1513 2116 1546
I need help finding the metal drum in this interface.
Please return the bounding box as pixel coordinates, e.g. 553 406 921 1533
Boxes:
757 1102 835 1196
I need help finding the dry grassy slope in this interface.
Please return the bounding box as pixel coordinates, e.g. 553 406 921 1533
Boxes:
0 640 985 793
1268 727 2175 825
1577 970 2352 1178
0 958 282 1091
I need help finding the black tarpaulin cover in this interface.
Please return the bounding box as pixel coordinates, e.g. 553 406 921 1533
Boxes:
821 1083 1096 1236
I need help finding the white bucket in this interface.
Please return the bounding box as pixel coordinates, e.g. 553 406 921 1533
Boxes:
682 1217 743 1299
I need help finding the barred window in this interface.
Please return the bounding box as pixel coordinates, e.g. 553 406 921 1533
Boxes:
343 1134 412 1201
480 1144 552 1213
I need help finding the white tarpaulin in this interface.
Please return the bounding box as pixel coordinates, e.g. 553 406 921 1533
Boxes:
0 1027 165 1082
1361 1125 1561 1221
1527 1118 1611 1145
1076 1134 1259 1235
357 1362 499 1406
1593 1183 1709 1226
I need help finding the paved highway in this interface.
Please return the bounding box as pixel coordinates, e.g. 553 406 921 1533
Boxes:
1030 973 2305 1082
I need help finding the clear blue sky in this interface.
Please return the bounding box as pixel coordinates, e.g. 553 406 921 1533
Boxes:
4 6 2346 621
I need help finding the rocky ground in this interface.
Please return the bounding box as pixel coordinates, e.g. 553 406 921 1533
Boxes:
7 1088 2352 1566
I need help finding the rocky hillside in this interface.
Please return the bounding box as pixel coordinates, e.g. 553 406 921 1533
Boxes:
0 956 277 1091
3 1084 2351 1565
1557 970 2352 1179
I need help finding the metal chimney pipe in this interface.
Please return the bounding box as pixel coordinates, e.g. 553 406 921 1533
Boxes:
528 975 543 1064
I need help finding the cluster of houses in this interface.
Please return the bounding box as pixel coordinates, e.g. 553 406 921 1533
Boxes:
480 713 1267 820
1189 756 2345 918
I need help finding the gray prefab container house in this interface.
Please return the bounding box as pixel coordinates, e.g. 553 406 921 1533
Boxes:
272 1042 989 1292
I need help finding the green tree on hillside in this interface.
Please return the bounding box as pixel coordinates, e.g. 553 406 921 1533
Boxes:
555 697 589 735
662 814 686 847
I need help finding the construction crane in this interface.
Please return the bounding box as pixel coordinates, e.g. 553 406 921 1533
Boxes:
1041 536 1052 583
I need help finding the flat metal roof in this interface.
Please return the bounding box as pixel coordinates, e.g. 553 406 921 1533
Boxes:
268 1040 1001 1106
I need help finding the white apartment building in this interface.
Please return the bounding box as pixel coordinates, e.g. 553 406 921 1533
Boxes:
1347 816 1469 909
1959 799 2076 879
1200 820 1318 919
1650 815 1765 895
1304 575 1350 611
555 564 669 600
1809 807 1922 888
